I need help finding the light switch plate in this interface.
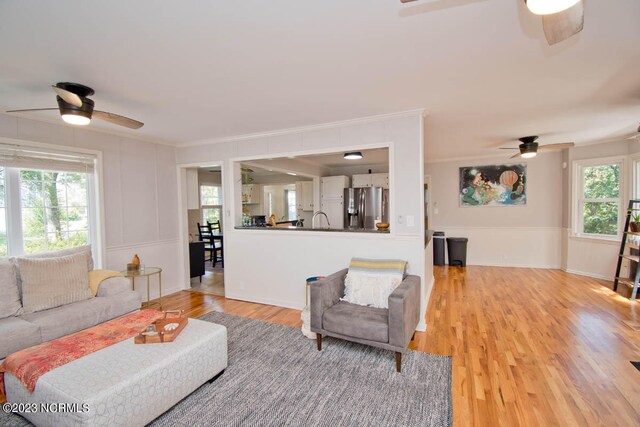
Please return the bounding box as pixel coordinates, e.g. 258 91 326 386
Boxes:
406 215 415 227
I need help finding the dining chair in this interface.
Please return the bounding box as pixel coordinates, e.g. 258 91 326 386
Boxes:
197 222 215 263
206 221 224 268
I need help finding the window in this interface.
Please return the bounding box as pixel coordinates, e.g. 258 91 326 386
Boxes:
201 185 223 226
575 160 622 238
285 189 296 220
19 170 89 254
0 144 96 256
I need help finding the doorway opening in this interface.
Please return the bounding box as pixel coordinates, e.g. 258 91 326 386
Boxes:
186 165 224 296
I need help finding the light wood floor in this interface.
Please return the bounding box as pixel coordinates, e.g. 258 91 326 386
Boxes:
149 266 640 427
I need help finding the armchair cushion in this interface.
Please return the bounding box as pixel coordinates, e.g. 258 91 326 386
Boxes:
323 301 389 343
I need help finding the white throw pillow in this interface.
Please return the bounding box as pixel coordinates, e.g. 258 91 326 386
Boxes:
341 258 407 309
19 252 93 313
0 258 22 318
342 272 403 309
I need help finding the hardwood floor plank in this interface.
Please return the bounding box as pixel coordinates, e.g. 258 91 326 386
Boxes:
149 265 639 426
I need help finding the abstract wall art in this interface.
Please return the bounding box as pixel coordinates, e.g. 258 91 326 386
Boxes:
459 164 527 207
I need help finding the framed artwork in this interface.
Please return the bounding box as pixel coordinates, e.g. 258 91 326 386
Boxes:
459 164 527 206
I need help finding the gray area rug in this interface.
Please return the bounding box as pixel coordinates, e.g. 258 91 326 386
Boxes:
1 312 452 426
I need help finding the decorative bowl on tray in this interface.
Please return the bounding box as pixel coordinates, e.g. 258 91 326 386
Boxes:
376 223 390 230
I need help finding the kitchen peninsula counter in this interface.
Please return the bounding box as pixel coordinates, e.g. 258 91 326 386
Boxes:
235 226 390 234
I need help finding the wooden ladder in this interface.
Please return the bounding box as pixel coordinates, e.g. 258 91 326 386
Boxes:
614 199 640 300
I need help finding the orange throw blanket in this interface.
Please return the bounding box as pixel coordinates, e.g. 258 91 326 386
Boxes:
0 309 164 399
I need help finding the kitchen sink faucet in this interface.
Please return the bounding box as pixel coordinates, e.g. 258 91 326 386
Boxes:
312 211 330 229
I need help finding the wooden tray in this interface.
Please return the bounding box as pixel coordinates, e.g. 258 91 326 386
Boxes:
134 311 188 344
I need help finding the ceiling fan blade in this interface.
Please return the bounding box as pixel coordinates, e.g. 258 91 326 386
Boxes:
499 147 520 150
52 86 83 107
510 153 522 159
537 142 575 151
92 110 144 129
5 108 59 113
542 1 584 45
400 0 420 3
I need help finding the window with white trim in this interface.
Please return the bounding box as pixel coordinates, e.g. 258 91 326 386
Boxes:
0 144 96 256
200 184 223 227
575 159 622 238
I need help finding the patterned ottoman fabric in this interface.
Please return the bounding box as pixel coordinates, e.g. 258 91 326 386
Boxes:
4 319 228 427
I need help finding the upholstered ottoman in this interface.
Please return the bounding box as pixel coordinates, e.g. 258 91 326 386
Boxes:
4 318 227 427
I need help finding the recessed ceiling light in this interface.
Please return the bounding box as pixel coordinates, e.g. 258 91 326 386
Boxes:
526 0 580 15
344 151 363 160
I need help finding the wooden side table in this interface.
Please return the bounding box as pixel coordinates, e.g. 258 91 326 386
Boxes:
121 267 163 309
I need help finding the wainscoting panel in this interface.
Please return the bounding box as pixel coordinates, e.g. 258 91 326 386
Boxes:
433 227 563 269
105 239 182 301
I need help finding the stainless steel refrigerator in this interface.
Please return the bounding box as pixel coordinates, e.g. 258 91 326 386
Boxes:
344 187 389 230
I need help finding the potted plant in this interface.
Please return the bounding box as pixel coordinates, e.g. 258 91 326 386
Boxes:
630 213 640 232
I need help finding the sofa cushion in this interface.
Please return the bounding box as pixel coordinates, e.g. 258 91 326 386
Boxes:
19 297 111 343
0 316 41 359
0 258 22 319
19 252 93 314
96 276 131 297
15 245 93 295
323 301 389 343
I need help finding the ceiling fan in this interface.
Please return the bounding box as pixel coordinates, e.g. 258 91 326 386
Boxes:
400 0 584 45
6 82 144 129
500 136 575 158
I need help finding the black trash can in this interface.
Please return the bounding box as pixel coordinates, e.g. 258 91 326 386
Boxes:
433 231 445 266
446 237 468 267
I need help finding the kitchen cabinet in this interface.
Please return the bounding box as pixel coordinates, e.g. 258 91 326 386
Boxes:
371 173 389 189
320 199 344 229
319 176 349 229
186 168 200 210
352 173 389 189
321 176 350 199
295 181 314 211
242 184 261 204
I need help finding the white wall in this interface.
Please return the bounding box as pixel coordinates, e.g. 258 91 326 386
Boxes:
0 113 181 300
425 152 564 268
177 112 428 329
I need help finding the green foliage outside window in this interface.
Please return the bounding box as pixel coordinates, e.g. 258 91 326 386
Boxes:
582 164 619 236
20 170 88 254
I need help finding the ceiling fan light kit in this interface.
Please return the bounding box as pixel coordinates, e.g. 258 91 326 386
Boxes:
58 93 94 126
526 0 581 15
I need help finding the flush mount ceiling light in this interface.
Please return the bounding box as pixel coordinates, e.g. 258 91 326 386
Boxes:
287 172 297 176
525 0 581 15
344 151 363 160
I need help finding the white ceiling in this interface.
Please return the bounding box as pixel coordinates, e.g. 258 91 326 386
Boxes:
0 1 639 160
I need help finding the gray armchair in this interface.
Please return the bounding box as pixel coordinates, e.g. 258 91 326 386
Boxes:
310 268 421 372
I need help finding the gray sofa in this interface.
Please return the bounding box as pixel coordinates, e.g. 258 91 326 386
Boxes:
310 268 420 372
0 247 141 360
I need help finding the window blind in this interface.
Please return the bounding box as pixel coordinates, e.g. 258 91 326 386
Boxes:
0 143 96 173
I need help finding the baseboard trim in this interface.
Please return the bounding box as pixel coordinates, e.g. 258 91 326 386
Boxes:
466 262 562 269
562 268 613 281
224 292 305 311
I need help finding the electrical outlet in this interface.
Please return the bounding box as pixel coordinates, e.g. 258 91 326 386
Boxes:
398 215 403 225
